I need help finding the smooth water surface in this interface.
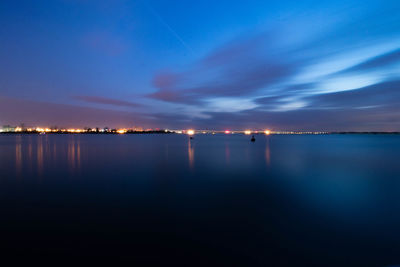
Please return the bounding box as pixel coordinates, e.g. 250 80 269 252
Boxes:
1 134 400 266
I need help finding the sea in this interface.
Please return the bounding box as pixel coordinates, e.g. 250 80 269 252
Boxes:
1 133 400 266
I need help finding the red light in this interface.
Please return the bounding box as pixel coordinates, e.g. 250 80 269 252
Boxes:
225 130 230 134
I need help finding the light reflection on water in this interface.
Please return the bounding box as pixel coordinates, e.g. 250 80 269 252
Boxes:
1 134 400 266
225 142 230 165
12 135 84 178
188 138 194 169
265 137 271 167
37 136 44 177
15 136 22 177
67 137 81 175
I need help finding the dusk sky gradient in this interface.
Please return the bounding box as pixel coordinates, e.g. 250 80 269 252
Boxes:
1 0 400 130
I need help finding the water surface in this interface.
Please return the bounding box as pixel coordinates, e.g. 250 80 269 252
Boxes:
1 134 400 266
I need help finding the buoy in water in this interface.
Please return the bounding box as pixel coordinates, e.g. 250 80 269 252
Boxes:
251 135 255 142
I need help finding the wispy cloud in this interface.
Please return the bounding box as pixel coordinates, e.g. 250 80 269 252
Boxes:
306 80 400 110
338 48 400 74
148 31 300 104
74 95 141 108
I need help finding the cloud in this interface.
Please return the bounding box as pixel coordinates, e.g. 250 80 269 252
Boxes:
74 95 141 108
147 89 194 104
338 48 400 74
152 71 179 89
145 80 400 131
180 106 400 132
148 31 300 104
307 80 400 109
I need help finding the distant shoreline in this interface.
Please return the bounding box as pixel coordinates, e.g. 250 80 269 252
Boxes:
0 130 174 135
1 131 400 135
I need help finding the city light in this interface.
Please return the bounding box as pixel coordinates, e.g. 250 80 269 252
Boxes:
0 125 330 135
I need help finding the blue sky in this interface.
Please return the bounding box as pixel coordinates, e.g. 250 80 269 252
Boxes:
0 0 399 130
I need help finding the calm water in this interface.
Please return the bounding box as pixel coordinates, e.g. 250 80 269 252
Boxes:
1 134 400 266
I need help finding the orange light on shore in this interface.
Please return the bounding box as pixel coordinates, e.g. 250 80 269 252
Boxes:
187 129 195 135
67 129 82 133
244 130 251 135
117 129 127 134
225 130 230 134
265 130 271 135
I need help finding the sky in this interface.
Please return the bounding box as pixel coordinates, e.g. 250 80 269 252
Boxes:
0 0 400 131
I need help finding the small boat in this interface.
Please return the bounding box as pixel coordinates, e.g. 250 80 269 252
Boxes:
190 136 194 140
251 135 255 142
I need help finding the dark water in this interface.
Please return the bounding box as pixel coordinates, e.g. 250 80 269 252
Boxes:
1 134 400 266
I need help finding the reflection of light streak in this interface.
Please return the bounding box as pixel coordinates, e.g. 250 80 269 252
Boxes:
68 141 75 172
68 138 81 174
77 141 81 170
265 139 271 167
37 138 43 176
28 142 32 157
53 143 57 160
15 139 22 177
225 143 230 164
28 140 33 171
188 140 194 169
